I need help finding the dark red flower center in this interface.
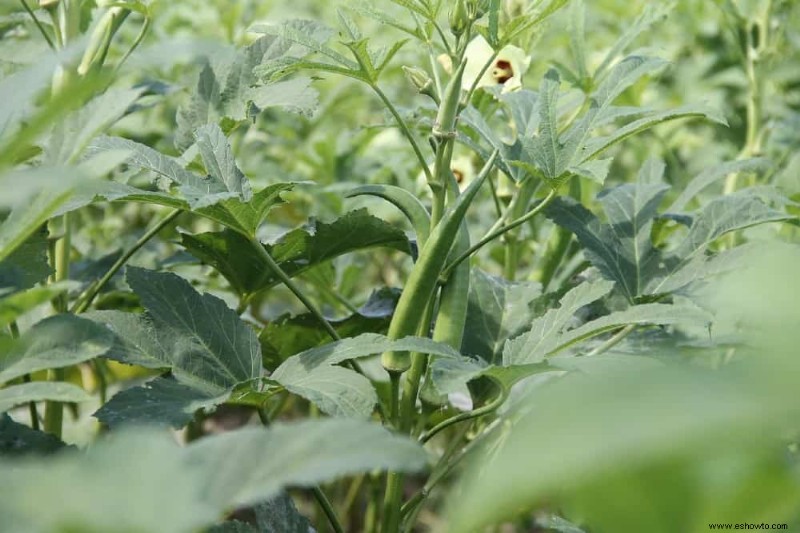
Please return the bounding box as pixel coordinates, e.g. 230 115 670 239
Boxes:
492 60 514 84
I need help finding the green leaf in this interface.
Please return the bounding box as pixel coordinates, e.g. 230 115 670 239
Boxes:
270 333 459 418
461 269 542 364
545 178 669 303
251 20 356 70
502 280 615 365
0 226 52 292
0 282 78 329
0 413 69 456
673 191 793 258
252 494 315 533
594 2 674 79
444 361 800 532
181 209 411 297
42 87 144 165
86 136 239 209
0 188 75 263
186 419 428 509
271 364 378 418
124 267 260 391
260 287 399 370
0 428 218 533
551 302 712 355
580 103 727 162
0 381 92 413
0 315 114 384
209 494 314 533
275 333 461 374
94 376 226 428
430 356 552 396
667 158 772 213
92 268 261 427
84 310 171 370
0 166 88 211
194 123 252 201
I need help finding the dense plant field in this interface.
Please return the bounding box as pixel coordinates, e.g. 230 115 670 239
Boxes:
1 0 799 531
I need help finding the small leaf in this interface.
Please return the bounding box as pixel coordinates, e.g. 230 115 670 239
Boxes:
194 123 252 201
0 227 52 292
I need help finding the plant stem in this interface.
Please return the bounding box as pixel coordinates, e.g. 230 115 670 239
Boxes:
441 189 557 281
586 324 637 357
19 0 56 50
371 84 433 183
71 209 181 314
312 487 346 533
249 236 340 342
249 235 385 421
258 405 346 533
419 384 507 444
44 213 70 438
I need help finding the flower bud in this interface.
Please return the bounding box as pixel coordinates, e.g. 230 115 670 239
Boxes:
449 0 469 36
39 0 59 7
403 66 432 93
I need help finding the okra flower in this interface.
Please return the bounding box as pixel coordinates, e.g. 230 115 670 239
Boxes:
438 35 531 93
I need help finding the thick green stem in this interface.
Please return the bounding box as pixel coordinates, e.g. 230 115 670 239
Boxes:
44 213 70 437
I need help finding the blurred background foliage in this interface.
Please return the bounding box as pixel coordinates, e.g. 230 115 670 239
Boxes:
1 0 798 531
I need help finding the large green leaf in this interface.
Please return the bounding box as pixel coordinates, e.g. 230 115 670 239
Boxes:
93 268 261 427
0 381 92 413
502 280 615 365
186 419 428 508
0 188 76 263
0 428 217 533
460 269 542 364
0 315 114 384
445 246 800 532
0 419 426 533
175 21 326 149
181 209 411 297
125 267 260 390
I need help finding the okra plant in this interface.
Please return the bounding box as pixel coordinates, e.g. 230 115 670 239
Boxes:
1 0 799 532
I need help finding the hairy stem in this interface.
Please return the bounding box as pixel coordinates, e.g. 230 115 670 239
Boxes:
72 209 181 314
442 189 557 281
